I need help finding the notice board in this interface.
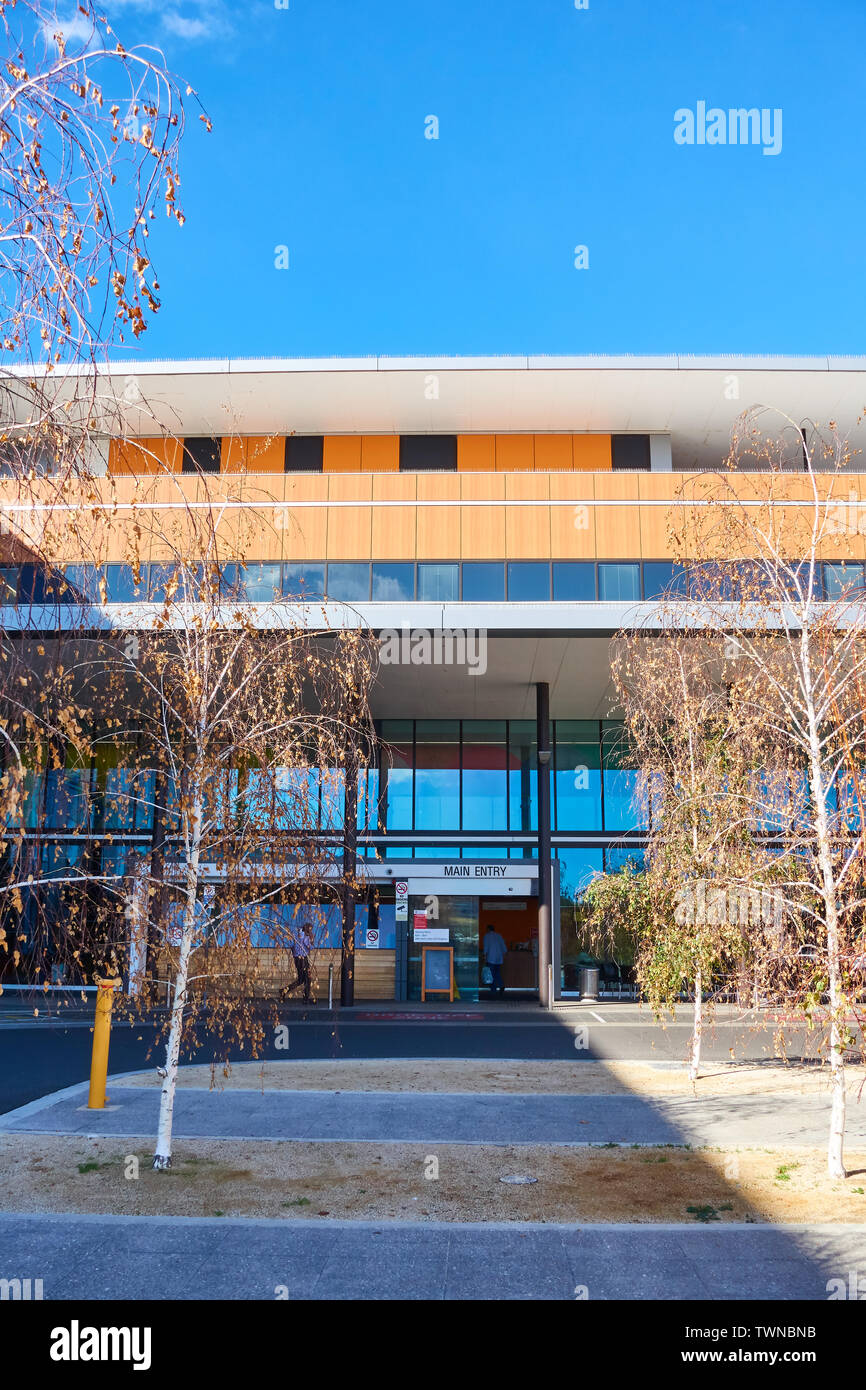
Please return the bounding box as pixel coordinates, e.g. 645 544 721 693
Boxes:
421 945 454 1001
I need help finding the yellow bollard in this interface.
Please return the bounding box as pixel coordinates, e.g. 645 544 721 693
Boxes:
88 978 121 1109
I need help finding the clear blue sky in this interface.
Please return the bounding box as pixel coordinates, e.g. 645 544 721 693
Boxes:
103 0 864 360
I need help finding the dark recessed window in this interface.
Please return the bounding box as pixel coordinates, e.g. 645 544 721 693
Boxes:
642 561 688 599
611 435 650 471
399 436 457 471
326 563 371 602
418 563 459 601
281 563 325 600
553 562 596 601
0 567 18 602
285 436 323 472
598 562 641 601
507 562 551 601
462 562 505 601
182 437 221 473
372 563 415 601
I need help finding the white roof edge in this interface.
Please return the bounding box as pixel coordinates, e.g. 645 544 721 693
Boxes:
7 354 866 378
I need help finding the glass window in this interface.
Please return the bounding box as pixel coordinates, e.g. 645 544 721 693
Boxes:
380 720 413 830
62 565 99 602
325 564 369 602
372 563 415 601
602 724 644 832
605 847 645 874
642 561 687 599
319 767 345 831
357 766 380 832
508 721 538 831
507 562 550 602
462 720 508 831
462 562 505 601
99 564 148 603
223 563 282 603
147 564 179 603
557 846 607 995
552 562 595 601
415 720 459 830
281 563 325 600
18 565 72 604
598 563 640 602
418 563 458 601
45 768 91 830
555 722 602 831
824 562 864 601
0 567 17 602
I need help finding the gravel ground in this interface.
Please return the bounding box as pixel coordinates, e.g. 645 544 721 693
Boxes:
2 1132 865 1224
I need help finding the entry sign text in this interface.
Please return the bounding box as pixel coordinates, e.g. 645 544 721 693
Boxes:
413 910 448 944
442 864 508 878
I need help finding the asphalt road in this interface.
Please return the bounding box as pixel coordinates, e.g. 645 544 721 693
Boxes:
0 1003 826 1115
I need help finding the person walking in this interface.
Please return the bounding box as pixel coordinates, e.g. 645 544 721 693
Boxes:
482 922 507 1000
291 921 313 1004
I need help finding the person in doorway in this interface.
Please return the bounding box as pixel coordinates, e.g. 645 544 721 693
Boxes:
292 921 313 1004
483 923 507 999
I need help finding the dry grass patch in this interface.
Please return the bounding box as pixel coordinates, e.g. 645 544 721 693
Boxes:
2 1133 865 1224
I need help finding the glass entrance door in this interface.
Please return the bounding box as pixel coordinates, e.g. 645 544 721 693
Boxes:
407 894 479 1002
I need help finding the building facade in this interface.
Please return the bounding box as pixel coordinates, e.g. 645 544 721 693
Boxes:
4 355 866 1003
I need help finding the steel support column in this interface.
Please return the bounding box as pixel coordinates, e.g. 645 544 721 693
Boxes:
536 682 553 1006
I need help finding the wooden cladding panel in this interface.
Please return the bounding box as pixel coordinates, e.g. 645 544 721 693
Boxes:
219 948 395 1002
326 506 372 560
505 506 551 559
461 506 505 558
549 500 596 558
594 505 641 558
372 507 416 559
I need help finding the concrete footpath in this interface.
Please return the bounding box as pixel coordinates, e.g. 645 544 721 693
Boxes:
2 1079 864 1147
1 1212 861 1300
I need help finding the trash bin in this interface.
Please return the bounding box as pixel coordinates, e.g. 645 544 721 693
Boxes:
579 966 600 1000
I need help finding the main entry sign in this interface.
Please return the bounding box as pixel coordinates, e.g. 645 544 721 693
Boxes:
442 864 511 878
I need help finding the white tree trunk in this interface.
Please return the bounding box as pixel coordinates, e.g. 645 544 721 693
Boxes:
153 787 202 1171
826 917 847 1179
803 664 847 1178
689 968 703 1083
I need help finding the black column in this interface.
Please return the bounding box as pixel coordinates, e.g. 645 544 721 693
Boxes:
536 682 552 1006
340 754 358 1007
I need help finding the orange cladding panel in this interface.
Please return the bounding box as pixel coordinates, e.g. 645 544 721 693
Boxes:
323 437 362 472
457 436 495 471
572 435 612 471
361 436 399 471
495 435 534 472
534 435 573 472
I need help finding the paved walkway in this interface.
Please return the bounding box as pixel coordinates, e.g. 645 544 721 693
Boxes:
1 1212 861 1300
2 1080 863 1147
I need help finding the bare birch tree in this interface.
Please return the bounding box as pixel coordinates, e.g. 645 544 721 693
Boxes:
618 410 866 1174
